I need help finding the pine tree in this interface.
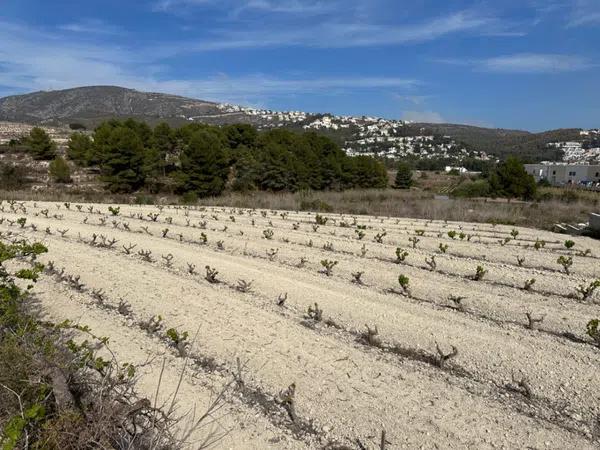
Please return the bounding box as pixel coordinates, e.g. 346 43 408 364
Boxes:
256 143 298 191
178 130 229 197
231 148 260 192
28 127 57 160
489 156 536 200
100 126 146 193
66 132 93 165
351 156 389 189
48 156 72 183
394 162 413 189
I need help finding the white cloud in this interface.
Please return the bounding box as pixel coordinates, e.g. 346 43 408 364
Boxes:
402 111 446 123
0 20 418 105
482 53 593 73
178 11 497 51
58 19 123 35
566 0 600 27
147 0 516 51
434 53 594 73
152 0 336 15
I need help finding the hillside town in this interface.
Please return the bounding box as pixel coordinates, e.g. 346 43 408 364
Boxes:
217 105 493 163
547 129 600 164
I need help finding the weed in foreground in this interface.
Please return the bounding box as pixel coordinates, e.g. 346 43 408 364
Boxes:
204 266 220 284
276 293 287 306
523 278 536 291
472 265 487 281
320 259 338 277
360 325 382 347
351 271 365 286
586 319 600 347
525 312 545 330
576 280 600 301
395 248 409 264
397 274 410 294
236 279 253 293
434 342 458 369
557 255 573 275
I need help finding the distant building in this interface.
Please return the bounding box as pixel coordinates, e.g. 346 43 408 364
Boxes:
525 163 600 186
445 166 468 174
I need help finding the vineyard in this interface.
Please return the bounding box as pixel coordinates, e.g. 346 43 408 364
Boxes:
1 200 600 449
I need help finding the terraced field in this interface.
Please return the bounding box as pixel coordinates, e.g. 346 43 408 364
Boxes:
1 200 600 449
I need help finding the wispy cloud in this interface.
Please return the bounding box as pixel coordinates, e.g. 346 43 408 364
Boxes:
58 19 123 35
435 53 594 73
169 11 501 53
148 0 519 51
566 0 600 27
482 53 593 73
152 0 340 15
527 0 600 28
0 20 417 105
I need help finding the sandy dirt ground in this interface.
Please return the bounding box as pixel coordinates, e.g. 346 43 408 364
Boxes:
1 200 600 449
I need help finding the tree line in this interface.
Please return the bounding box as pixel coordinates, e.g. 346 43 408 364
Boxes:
61 119 388 197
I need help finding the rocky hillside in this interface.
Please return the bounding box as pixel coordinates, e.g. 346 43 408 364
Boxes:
0 86 242 126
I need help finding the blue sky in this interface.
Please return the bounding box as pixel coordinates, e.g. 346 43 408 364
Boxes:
0 0 598 131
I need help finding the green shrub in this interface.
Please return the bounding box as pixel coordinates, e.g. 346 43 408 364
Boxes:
397 274 410 292
473 265 487 281
299 198 333 212
452 179 491 198
0 163 30 190
315 214 328 225
49 156 72 183
587 319 600 346
27 127 57 160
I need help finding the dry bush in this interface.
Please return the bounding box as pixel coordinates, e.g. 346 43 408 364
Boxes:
236 279 253 293
577 280 600 301
525 312 545 330
138 249 154 262
434 342 458 368
276 293 287 306
351 271 365 285
425 255 436 271
205 266 220 284
408 237 419 249
510 372 533 399
360 325 382 348
523 278 536 291
306 303 323 322
448 295 466 312
374 231 387 244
